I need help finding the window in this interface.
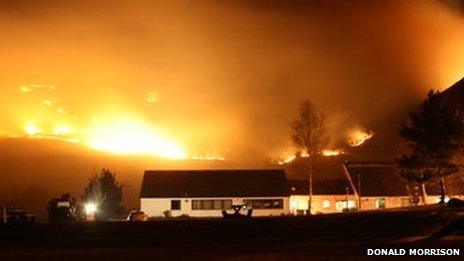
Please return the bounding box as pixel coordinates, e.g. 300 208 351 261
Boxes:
191 200 232 210
244 199 283 209
401 198 411 207
171 200 181 210
375 198 386 209
322 200 330 209
213 200 222 209
336 200 356 212
290 200 298 209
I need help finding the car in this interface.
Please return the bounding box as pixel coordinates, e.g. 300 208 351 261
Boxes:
127 210 148 221
447 198 464 208
1 206 36 224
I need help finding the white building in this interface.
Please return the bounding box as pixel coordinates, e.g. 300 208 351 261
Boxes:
140 169 290 218
288 179 356 215
342 162 413 210
342 162 464 209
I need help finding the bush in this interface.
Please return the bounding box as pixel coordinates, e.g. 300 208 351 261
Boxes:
163 210 172 218
447 198 464 208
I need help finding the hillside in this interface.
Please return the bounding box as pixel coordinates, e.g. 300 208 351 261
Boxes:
0 138 230 220
443 77 464 110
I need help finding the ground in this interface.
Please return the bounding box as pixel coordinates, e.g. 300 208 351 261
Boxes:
1 206 463 260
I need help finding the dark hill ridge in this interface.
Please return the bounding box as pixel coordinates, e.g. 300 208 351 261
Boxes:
443 76 464 110
0 138 231 220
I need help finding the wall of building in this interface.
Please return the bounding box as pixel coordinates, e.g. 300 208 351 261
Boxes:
289 195 357 215
360 195 464 209
141 197 290 218
358 196 411 210
425 195 464 204
142 194 464 218
359 195 464 210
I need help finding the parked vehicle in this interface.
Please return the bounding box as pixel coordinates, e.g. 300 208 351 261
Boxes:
1 206 36 224
47 193 77 223
447 198 464 208
127 210 148 221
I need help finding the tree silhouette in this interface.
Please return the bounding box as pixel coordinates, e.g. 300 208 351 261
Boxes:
83 169 124 220
291 100 327 214
397 90 464 204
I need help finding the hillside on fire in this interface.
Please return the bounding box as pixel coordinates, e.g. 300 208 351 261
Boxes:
1 76 464 220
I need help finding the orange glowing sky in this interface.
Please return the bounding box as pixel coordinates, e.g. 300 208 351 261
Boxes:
0 0 463 162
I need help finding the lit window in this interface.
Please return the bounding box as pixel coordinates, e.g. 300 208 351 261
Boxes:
322 200 330 209
401 198 411 207
375 198 386 209
348 200 356 209
290 200 298 209
336 200 356 212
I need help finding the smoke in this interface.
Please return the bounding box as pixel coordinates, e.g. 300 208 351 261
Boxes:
0 0 463 163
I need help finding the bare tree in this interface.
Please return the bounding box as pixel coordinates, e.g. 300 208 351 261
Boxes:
291 100 327 214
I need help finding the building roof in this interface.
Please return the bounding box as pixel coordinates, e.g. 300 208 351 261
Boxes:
285 155 349 181
288 179 354 195
140 169 289 198
343 162 409 197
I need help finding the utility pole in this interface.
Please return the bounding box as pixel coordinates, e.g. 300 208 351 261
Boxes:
439 177 447 204
2 206 6 224
308 162 313 215
303 154 313 216
358 173 362 210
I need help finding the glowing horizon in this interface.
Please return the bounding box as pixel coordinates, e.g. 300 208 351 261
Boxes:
13 120 214 161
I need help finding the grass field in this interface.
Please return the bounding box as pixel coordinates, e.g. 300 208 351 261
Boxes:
1 206 463 259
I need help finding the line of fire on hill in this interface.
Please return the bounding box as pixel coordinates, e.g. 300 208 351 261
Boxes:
140 160 464 217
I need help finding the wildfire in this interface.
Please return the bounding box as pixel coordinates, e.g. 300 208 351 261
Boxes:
11 84 228 161
279 128 374 164
52 124 74 136
18 120 226 161
87 119 188 159
347 129 374 147
22 123 79 143
278 149 344 165
24 123 42 136
278 152 306 165
191 155 226 161
321 149 344 157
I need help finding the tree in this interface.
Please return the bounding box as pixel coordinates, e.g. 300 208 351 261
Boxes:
291 100 327 214
83 169 124 220
397 90 464 204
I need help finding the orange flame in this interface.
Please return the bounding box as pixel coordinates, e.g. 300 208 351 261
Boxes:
12 84 226 161
347 129 374 147
18 121 225 161
321 149 344 157
278 149 344 164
